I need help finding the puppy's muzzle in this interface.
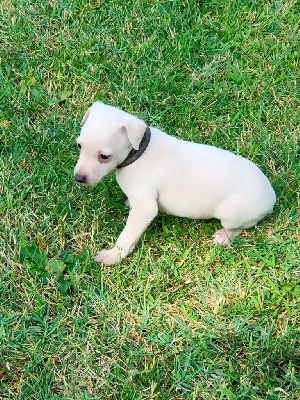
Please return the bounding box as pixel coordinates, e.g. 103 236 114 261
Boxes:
75 173 86 184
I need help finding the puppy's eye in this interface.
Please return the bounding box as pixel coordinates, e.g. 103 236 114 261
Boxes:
99 154 110 160
77 143 81 150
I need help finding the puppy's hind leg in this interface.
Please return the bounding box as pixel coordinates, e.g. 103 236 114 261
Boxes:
213 228 242 246
213 197 262 246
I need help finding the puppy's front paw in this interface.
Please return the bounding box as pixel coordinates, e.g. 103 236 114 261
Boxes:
124 198 131 208
95 247 121 265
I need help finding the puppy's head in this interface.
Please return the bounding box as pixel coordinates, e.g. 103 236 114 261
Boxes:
74 102 147 185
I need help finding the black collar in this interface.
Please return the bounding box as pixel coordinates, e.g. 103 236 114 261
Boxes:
117 126 151 169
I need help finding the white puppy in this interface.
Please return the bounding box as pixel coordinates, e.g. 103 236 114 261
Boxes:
74 102 276 265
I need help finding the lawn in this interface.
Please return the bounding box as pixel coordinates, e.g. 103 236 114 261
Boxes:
0 0 299 398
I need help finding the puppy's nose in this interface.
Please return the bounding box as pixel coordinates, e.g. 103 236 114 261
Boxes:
75 173 86 183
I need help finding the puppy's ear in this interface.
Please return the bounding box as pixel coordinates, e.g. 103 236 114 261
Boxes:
81 107 91 126
121 116 147 150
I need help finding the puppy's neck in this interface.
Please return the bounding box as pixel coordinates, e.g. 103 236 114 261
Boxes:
117 127 151 169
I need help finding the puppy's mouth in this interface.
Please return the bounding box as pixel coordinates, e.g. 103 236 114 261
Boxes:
74 172 104 186
74 174 99 186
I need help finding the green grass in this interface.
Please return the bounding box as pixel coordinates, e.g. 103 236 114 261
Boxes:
0 0 299 398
